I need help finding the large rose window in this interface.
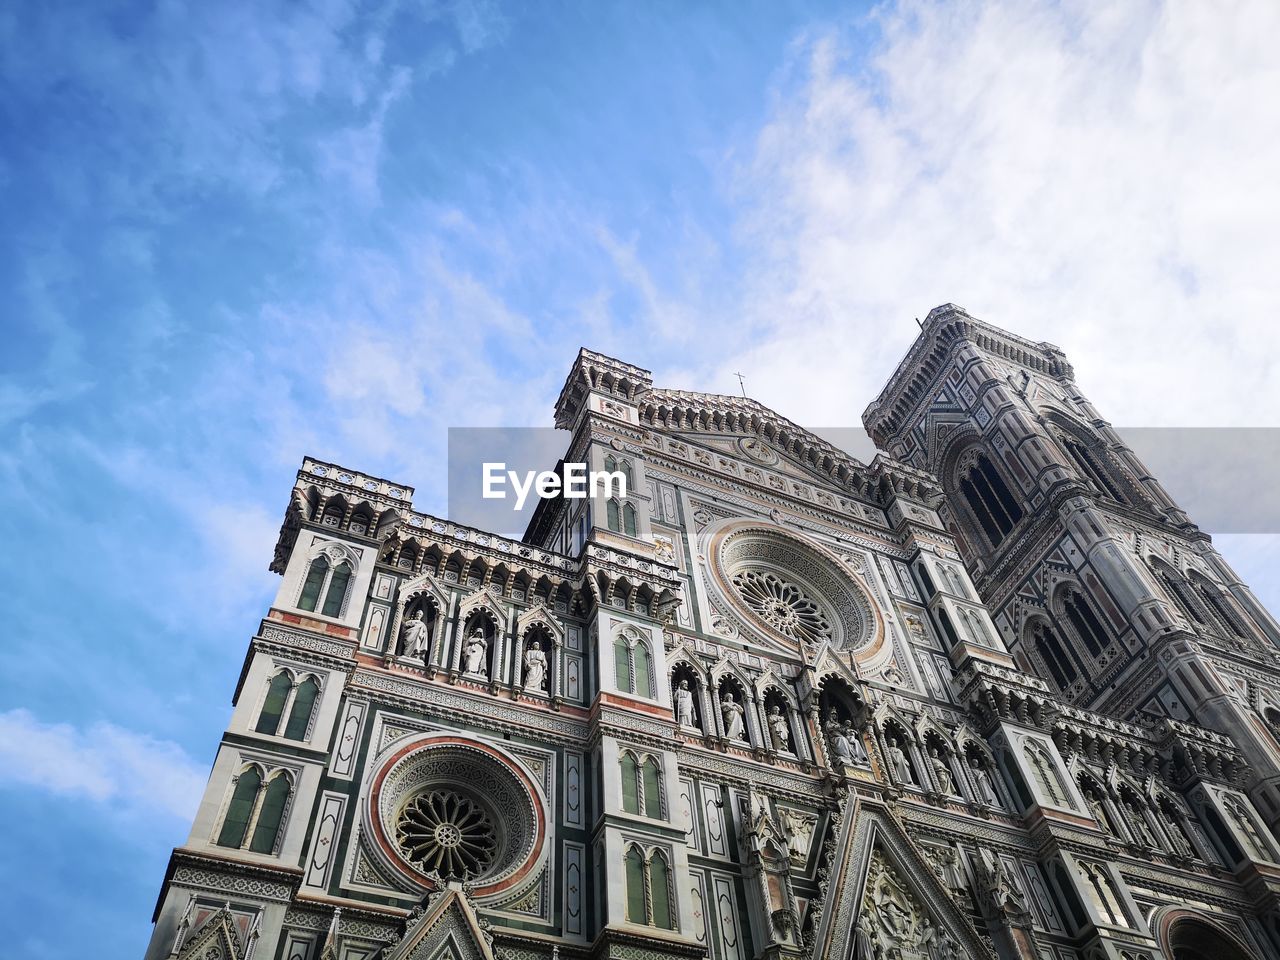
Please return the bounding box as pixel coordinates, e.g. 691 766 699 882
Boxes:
364 734 548 899
705 520 883 659
730 570 833 644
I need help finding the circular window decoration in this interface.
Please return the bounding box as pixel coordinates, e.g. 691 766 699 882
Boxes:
704 520 885 661
364 734 548 900
731 569 832 644
396 790 499 881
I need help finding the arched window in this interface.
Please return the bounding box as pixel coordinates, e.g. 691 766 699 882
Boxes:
216 766 261 848
255 671 292 735
633 640 652 697
623 502 638 537
642 758 663 819
283 676 319 741
249 773 291 853
1031 622 1078 689
1191 575 1249 639
1023 741 1066 805
620 753 640 815
957 451 1023 547
615 631 653 697
321 562 351 617
607 499 622 533
625 846 647 923
1060 435 1129 504
298 557 329 612
1062 589 1112 657
1154 563 1209 627
649 851 673 929
615 638 633 692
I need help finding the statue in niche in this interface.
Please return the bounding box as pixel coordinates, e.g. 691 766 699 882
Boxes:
824 709 866 766
980 852 1029 919
1121 793 1157 847
674 679 698 728
522 640 547 692
720 689 746 742
887 736 916 785
401 608 431 658
780 808 816 861
1081 783 1112 833
767 704 791 752
463 629 488 677
1225 796 1272 859
970 757 998 805
929 748 955 794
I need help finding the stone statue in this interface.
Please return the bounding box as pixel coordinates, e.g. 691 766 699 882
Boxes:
674 679 698 728
887 737 916 785
768 704 791 752
929 749 955 794
401 608 430 658
463 629 488 677
853 913 880 960
1082 785 1111 833
720 690 746 742
981 852 1029 918
522 641 547 692
970 757 998 805
824 709 853 765
781 808 816 860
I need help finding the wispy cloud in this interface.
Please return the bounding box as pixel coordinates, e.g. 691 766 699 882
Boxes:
0 709 204 821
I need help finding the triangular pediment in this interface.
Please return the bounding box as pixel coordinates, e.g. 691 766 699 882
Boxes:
810 801 993 960
386 886 496 960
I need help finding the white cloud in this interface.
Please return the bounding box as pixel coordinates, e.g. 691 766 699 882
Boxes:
717 0 1280 435
0 709 205 821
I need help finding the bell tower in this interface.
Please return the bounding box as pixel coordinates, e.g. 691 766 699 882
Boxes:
863 303 1280 828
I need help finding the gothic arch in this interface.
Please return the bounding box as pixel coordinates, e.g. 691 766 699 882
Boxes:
1154 909 1260 960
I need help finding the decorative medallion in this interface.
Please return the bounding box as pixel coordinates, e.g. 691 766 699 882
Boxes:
730 570 832 644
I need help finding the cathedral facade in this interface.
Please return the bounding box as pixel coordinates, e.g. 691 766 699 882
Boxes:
145 305 1280 960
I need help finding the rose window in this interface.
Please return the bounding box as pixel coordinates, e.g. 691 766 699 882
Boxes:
395 790 499 881
731 570 833 643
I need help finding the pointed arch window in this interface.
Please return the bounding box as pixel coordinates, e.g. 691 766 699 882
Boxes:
216 766 261 848
216 765 293 855
1062 589 1112 657
298 557 328 612
1032 622 1077 690
249 773 291 853
620 753 640 815
254 671 322 742
255 671 292 735
615 631 654 698
1023 741 1067 806
283 676 319 740
607 499 622 533
1061 435 1129 504
957 452 1023 547
321 561 352 617
1192 576 1250 639
624 844 676 929
1155 564 1210 627
623 502 638 537
641 757 663 819
625 846 648 923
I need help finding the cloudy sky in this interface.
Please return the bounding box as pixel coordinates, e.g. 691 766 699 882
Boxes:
3 0 1279 954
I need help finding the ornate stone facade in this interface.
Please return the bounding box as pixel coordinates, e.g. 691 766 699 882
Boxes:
146 317 1280 960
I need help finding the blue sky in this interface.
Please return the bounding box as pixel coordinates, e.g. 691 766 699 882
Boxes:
3 1 1280 955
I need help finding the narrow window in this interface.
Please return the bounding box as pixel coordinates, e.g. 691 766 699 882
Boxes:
283 676 319 741
607 499 621 533
255 672 292 735
216 767 261 848
620 754 640 815
1034 623 1077 689
298 557 328 612
642 758 663 819
633 641 652 698
625 847 647 923
249 774 290 853
615 639 633 692
1197 581 1248 638
650 852 673 928
623 502 638 537
321 562 351 617
1064 591 1111 656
